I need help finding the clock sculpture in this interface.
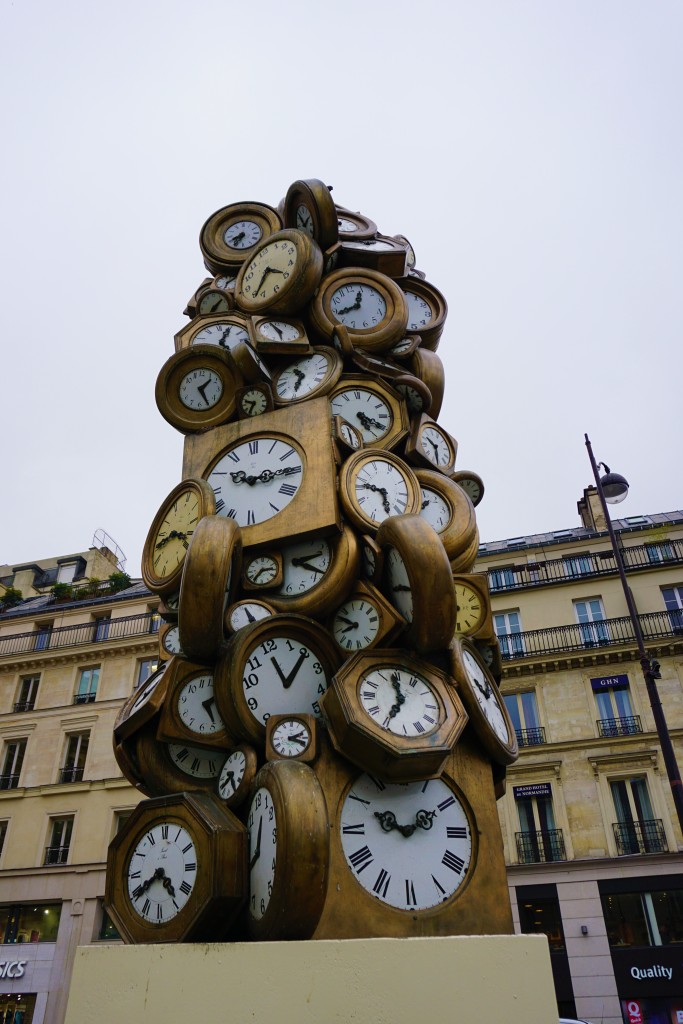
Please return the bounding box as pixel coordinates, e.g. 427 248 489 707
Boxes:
106 178 518 944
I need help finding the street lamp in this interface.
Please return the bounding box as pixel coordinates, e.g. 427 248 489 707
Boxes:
585 434 683 836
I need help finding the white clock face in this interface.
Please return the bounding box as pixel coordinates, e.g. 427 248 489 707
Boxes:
228 601 273 631
162 624 182 655
214 275 236 291
207 438 304 528
384 548 413 622
241 634 328 724
462 650 510 743
344 238 395 252
391 337 414 356
223 219 262 250
197 291 231 315
359 666 440 736
178 368 223 410
405 291 433 331
129 666 166 715
330 283 387 330
192 321 249 350
241 389 268 417
337 216 359 233
420 426 451 468
274 351 332 402
339 422 361 449
332 598 381 651
248 787 277 920
128 823 197 923
419 488 451 533
396 383 425 414
168 743 222 780
241 238 298 305
340 774 472 911
353 459 411 524
177 673 224 737
295 204 314 237
259 320 302 343
330 388 392 444
271 718 312 757
275 538 332 597
217 749 246 800
459 477 482 503
246 555 278 586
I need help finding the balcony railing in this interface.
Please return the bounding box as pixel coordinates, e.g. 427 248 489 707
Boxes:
499 611 683 661
613 819 668 855
59 766 84 784
597 715 643 738
44 845 70 866
516 727 546 747
0 612 159 659
515 829 566 863
0 774 20 790
73 693 96 705
12 701 35 713
488 540 683 593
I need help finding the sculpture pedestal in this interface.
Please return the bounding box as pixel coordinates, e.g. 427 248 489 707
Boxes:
65 935 556 1023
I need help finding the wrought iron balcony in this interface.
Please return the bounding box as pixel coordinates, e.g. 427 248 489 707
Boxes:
515 727 546 747
0 773 20 790
487 540 683 593
499 611 683 661
0 611 159 659
73 693 96 705
12 700 35 713
597 715 643 738
515 829 566 863
44 845 70 866
613 819 667 855
59 766 84 784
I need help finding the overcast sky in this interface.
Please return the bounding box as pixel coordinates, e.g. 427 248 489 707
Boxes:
1 1 681 576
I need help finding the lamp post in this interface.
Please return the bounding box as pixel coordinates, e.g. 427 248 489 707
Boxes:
585 433 683 836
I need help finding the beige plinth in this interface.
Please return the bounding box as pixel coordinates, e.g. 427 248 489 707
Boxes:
65 935 557 1024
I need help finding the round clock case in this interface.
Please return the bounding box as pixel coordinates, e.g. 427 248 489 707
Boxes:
178 515 242 664
142 479 216 597
200 201 282 274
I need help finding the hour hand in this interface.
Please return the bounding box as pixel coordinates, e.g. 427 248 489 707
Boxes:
249 818 262 870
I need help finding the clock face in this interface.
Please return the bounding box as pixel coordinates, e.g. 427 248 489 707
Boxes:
240 388 269 417
395 382 426 414
245 555 279 587
197 291 231 315
218 749 246 801
152 490 200 582
384 547 413 622
240 237 299 305
177 673 224 737
127 823 197 924
330 387 392 444
215 275 236 290
162 624 182 656
223 219 262 250
339 422 361 449
168 743 222 781
248 786 277 921
332 598 381 651
419 487 451 532
391 337 415 356
420 426 451 468
344 238 396 253
462 650 510 744
270 718 312 758
337 215 359 232
454 584 484 635
241 634 328 724
129 666 166 715
358 666 439 737
295 203 314 236
330 283 387 330
258 320 302 343
340 774 472 911
178 368 224 410
207 437 304 528
405 291 433 331
192 321 250 351
227 601 273 631
353 458 412 524
274 537 332 597
274 351 335 403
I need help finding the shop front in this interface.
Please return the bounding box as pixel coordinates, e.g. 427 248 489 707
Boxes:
611 947 683 1024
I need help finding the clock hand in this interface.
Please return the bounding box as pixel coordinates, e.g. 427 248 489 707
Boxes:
414 809 437 831
196 379 214 406
218 326 233 347
292 368 306 392
201 696 216 723
252 565 274 582
288 730 307 746
252 268 272 295
230 466 300 486
208 297 223 313
223 770 236 788
392 584 411 592
337 615 359 630
335 290 363 316
356 411 384 432
360 482 391 513
245 608 256 622
248 817 262 870
161 874 176 898
231 231 246 246
271 322 284 339
421 498 430 509
290 556 325 575
243 398 256 414
271 651 308 689
374 810 417 838
387 670 407 719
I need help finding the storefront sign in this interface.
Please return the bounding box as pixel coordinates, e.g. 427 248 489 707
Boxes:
0 961 26 979
591 673 629 691
513 783 552 800
624 1001 643 1024
612 947 681 997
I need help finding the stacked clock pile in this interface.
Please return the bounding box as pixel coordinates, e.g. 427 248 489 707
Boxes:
106 179 518 947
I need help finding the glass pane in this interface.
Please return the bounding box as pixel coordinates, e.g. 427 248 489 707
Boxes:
611 780 632 824
536 796 556 832
520 692 539 729
516 798 536 834
518 897 566 951
15 904 61 943
596 691 614 719
651 891 683 945
0 906 11 943
614 689 634 719
504 695 522 733
631 778 654 822
602 892 651 947
98 908 121 941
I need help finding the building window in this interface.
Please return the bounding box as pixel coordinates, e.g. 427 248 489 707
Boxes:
0 902 62 943
97 904 121 941
489 566 516 591
92 615 110 641
0 741 26 790
57 563 77 583
593 675 641 737
148 610 161 634
494 610 525 657
513 784 565 863
60 733 89 784
0 822 7 859
504 691 544 746
136 658 159 689
662 586 683 632
574 597 609 646
33 621 53 652
563 553 593 577
74 666 99 704
14 675 39 713
602 889 683 947
610 777 667 855
646 542 674 564
518 895 566 952
44 816 74 865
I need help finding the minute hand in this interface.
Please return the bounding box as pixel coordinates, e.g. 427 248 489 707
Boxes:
271 652 307 689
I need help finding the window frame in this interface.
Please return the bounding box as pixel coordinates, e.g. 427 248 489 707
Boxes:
14 674 39 713
74 665 100 705
0 739 27 790
44 815 74 866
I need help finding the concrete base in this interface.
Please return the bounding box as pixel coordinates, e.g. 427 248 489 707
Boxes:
65 935 557 1024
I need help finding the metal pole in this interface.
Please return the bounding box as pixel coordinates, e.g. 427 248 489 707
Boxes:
585 433 683 836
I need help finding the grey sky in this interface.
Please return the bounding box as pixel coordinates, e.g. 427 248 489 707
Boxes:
1 1 681 575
